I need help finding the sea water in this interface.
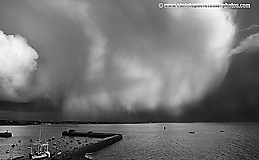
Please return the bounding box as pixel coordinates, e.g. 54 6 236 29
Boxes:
0 123 259 160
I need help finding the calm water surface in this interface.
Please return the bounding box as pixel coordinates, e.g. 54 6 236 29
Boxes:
0 123 259 160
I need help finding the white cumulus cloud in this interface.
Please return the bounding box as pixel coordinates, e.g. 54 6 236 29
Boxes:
0 30 38 101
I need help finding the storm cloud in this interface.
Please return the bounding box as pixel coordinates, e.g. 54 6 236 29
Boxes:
0 0 241 121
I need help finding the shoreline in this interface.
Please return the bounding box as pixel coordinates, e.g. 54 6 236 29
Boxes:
0 120 259 126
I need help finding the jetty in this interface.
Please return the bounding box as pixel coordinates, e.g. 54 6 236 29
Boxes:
51 129 123 159
13 129 122 160
52 135 122 159
62 129 119 138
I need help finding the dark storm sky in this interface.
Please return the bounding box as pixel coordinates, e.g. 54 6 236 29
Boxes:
0 0 259 122
197 0 259 122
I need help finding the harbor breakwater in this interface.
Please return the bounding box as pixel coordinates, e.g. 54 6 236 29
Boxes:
51 134 122 159
14 130 122 160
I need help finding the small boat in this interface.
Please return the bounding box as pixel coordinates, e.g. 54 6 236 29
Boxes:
29 129 51 160
29 143 51 160
0 130 12 138
189 131 195 134
85 153 93 159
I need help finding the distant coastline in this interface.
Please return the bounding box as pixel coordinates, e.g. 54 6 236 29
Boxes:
0 119 157 125
0 119 90 126
0 120 166 126
0 119 258 126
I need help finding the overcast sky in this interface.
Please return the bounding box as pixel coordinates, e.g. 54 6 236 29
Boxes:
0 0 259 122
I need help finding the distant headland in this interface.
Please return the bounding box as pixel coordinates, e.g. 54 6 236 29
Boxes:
0 119 161 125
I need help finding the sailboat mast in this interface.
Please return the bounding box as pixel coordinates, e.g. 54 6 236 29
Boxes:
39 129 41 142
38 129 41 155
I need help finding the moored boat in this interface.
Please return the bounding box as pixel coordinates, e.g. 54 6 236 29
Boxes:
85 153 93 159
0 130 12 138
29 129 51 160
29 142 51 160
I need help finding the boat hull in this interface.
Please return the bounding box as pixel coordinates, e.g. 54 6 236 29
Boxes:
0 132 12 138
30 153 50 160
